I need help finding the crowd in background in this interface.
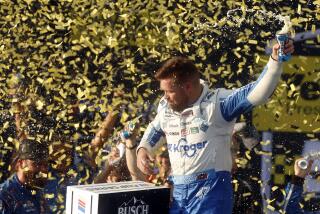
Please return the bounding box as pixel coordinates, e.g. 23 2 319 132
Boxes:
0 0 318 213
0 80 265 213
0 83 174 213
0 73 318 214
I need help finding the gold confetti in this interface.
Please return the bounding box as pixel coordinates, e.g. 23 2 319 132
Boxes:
0 2 318 213
267 205 275 211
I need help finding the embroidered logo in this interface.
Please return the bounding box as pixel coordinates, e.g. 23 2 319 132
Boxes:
168 140 208 158
190 127 199 134
195 186 210 199
169 124 179 128
118 197 149 214
181 128 189 137
165 131 179 136
200 122 209 132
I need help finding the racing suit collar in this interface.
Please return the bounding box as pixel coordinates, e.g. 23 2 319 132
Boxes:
181 80 209 112
164 80 209 116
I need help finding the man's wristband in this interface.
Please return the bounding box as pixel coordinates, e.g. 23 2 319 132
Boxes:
270 55 278 62
126 143 138 150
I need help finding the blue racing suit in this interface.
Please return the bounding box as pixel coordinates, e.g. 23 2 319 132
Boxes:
284 184 303 214
283 176 305 214
0 174 44 214
43 171 77 214
137 58 283 214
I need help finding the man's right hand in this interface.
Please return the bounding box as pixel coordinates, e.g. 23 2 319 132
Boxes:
271 38 294 61
137 148 155 175
295 158 314 178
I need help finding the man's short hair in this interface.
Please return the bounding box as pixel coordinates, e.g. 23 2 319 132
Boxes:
17 139 48 163
155 56 200 84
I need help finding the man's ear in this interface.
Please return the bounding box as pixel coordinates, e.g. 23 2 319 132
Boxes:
184 81 193 92
17 159 26 169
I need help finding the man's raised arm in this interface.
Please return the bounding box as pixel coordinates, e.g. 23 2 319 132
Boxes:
220 40 294 122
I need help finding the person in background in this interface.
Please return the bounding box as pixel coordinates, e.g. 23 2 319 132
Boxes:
43 137 77 213
158 151 171 184
231 123 260 214
94 142 131 183
94 118 146 183
283 158 314 214
43 110 119 213
0 139 49 214
90 110 120 158
149 150 171 186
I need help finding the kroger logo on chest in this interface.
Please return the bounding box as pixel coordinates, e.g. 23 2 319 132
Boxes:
167 139 208 158
163 109 211 158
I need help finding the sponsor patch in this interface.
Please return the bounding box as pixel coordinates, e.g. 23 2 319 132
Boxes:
181 128 189 137
190 127 199 134
166 131 179 136
200 122 209 132
193 117 204 124
164 109 174 118
195 186 210 199
181 110 193 117
147 128 164 147
169 124 179 128
160 99 166 106
180 121 192 126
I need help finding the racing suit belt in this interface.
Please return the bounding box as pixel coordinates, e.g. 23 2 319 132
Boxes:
170 169 228 185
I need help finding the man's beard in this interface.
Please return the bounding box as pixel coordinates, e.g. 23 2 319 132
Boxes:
168 97 189 112
169 103 185 112
26 172 48 189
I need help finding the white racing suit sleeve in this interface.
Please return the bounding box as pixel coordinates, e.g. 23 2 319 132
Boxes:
220 57 283 122
137 112 165 154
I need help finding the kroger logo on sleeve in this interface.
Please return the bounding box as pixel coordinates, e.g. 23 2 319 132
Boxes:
167 139 208 158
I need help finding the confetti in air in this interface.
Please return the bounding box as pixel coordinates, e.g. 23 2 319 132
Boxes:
0 0 319 212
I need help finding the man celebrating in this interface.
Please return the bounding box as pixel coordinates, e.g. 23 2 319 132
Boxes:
0 139 49 213
137 41 294 213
